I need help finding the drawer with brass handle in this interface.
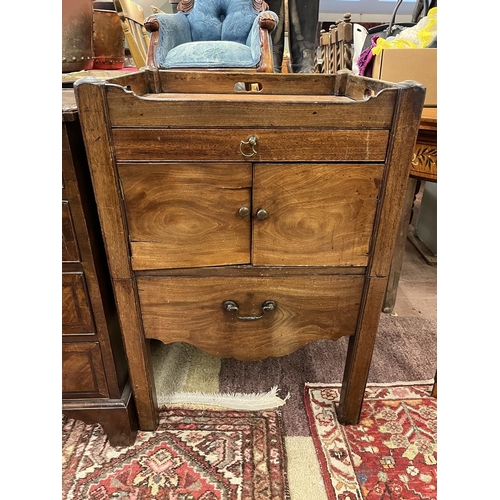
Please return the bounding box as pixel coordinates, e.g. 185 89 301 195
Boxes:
112 128 390 162
137 274 364 360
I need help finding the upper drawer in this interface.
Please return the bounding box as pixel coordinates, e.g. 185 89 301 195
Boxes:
112 128 389 163
137 274 364 360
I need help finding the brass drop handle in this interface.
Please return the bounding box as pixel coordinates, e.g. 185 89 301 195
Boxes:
239 135 258 157
222 300 277 321
238 206 250 217
256 208 268 220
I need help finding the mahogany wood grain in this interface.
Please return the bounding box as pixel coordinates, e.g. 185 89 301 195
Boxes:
63 382 138 447
118 162 252 269
106 85 396 128
112 129 389 163
135 265 366 278
369 83 426 278
74 71 425 429
147 69 391 97
337 276 388 424
62 201 79 262
137 275 364 360
62 273 95 335
62 343 109 398
62 89 138 444
113 278 159 430
252 163 384 266
73 82 133 281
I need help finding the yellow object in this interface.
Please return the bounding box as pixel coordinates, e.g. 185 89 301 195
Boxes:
372 7 437 55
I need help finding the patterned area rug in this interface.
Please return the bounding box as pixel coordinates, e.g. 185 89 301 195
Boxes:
62 406 290 499
304 383 437 500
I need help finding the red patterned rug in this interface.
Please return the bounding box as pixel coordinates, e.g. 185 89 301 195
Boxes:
62 406 290 499
304 383 437 500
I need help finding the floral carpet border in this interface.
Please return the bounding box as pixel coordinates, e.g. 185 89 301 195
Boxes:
304 382 437 500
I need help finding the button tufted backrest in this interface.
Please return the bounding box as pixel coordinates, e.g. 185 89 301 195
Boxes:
186 0 259 44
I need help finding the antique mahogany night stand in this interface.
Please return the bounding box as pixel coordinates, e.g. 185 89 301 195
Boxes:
62 89 138 445
74 70 425 430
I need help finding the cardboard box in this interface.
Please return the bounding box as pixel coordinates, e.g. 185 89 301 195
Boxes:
371 48 437 107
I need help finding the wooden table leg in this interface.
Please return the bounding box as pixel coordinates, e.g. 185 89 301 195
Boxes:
431 371 437 398
337 277 387 424
114 279 159 431
383 178 419 313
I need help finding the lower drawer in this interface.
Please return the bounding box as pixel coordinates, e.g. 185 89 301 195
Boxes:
62 272 95 336
137 275 364 360
62 342 109 398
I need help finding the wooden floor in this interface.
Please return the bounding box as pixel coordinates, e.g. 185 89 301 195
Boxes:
391 238 436 322
391 181 436 323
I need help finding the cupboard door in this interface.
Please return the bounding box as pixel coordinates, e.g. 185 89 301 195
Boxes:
118 163 252 270
252 163 384 267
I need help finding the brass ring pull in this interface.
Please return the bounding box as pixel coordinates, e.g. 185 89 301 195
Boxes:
239 136 258 157
222 300 277 321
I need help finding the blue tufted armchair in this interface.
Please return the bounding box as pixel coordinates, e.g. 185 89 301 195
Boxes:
144 0 278 72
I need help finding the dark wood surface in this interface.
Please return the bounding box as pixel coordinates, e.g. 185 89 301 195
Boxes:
62 89 138 445
383 108 437 313
74 70 425 428
138 275 364 359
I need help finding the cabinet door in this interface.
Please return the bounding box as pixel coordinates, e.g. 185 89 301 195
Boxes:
252 163 384 266
118 163 252 270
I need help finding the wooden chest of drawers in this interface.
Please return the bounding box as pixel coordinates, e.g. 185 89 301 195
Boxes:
74 70 425 430
62 90 138 445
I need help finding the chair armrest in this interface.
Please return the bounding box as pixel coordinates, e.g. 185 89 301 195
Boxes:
258 11 278 32
246 10 278 71
144 13 192 67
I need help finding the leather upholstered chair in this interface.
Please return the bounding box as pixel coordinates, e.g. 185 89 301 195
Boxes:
144 0 278 72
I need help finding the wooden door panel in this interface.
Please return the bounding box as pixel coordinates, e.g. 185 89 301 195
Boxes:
118 163 252 270
252 163 384 266
137 274 364 360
